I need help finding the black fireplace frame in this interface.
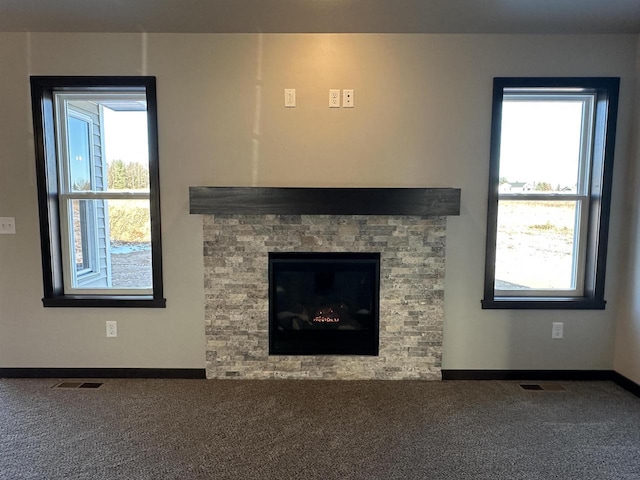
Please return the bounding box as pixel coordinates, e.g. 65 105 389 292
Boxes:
268 252 380 356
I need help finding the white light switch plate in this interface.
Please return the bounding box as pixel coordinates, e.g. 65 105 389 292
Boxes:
0 217 16 234
284 88 296 107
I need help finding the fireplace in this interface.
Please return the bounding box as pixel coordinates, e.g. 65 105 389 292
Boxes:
192 186 461 379
269 252 380 356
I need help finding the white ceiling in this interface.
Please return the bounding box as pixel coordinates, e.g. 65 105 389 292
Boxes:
1 0 639 34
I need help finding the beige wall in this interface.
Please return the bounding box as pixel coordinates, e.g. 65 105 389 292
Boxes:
614 37 640 384
0 33 637 371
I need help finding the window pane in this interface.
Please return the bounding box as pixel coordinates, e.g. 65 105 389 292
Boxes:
495 200 579 291
103 105 150 192
499 100 584 193
107 199 152 289
68 115 93 191
71 199 96 276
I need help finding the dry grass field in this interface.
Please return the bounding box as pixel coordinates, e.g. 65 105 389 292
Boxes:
108 200 152 288
495 200 577 290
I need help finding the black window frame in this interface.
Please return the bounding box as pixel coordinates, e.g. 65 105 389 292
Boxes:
30 76 166 308
482 77 620 310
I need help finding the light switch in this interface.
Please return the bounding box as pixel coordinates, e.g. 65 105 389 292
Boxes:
284 89 296 107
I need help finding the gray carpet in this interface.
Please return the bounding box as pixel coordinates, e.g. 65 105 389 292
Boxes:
0 379 639 479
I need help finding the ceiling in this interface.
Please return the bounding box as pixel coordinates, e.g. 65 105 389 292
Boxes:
1 0 639 34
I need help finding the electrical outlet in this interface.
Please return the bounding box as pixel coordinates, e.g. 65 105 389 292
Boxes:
342 89 354 108
329 89 340 108
552 322 563 339
106 321 117 337
0 217 16 234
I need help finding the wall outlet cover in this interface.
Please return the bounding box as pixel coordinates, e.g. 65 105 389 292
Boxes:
552 322 564 339
0 217 16 234
329 89 340 108
106 321 118 337
342 89 354 108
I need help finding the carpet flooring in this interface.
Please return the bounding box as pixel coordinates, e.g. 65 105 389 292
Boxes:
0 379 639 479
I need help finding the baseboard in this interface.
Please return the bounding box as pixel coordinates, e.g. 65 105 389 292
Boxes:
441 369 614 381
2 368 638 397
611 371 640 398
441 369 640 399
0 368 206 379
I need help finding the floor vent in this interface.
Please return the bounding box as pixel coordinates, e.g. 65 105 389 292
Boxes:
52 382 103 389
520 383 566 391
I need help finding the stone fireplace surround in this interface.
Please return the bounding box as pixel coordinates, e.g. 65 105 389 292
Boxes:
191 187 461 380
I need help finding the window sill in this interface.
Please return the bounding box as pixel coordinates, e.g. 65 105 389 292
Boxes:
42 295 166 308
481 297 606 310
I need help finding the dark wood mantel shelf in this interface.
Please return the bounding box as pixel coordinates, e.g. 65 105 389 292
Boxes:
189 187 461 216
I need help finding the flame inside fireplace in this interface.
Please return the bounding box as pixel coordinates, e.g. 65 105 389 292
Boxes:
312 307 342 323
312 303 347 324
312 316 341 323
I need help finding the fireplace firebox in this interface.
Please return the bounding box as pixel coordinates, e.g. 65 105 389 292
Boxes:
269 252 380 356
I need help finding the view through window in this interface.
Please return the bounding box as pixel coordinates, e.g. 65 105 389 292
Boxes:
495 94 592 296
58 94 153 293
483 77 619 309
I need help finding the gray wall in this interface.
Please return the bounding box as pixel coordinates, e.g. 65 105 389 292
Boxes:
614 36 640 384
0 33 637 372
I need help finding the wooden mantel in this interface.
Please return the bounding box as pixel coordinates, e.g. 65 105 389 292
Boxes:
189 187 461 216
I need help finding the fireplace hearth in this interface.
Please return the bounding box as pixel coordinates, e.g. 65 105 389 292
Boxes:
200 213 448 379
269 252 380 356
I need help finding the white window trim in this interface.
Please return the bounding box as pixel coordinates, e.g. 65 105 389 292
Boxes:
54 92 152 296
493 92 594 298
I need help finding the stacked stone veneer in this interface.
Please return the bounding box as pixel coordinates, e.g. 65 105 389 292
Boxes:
204 214 446 380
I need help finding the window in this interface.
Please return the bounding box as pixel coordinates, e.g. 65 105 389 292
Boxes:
31 77 165 307
482 78 619 309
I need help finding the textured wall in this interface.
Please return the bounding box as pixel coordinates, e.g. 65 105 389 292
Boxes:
1 33 634 371
204 214 446 379
614 36 640 385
